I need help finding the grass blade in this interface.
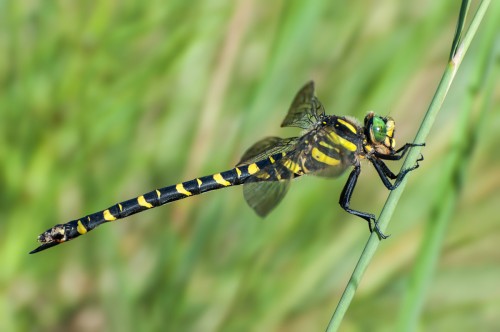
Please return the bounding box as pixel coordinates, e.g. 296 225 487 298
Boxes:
397 1 499 329
326 0 490 330
450 0 471 59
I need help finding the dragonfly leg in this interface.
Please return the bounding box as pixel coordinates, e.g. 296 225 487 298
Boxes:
371 154 424 190
339 165 388 239
375 143 425 161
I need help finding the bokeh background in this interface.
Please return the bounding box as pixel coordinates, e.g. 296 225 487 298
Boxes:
1 1 499 331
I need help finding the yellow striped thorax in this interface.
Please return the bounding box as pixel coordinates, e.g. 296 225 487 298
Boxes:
323 116 361 153
319 116 361 153
278 115 362 177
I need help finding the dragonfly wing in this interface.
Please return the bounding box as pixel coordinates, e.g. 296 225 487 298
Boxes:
237 137 299 165
243 180 291 217
242 154 298 217
281 81 326 130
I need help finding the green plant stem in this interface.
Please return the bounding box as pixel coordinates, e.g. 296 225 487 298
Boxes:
397 1 499 329
326 0 490 330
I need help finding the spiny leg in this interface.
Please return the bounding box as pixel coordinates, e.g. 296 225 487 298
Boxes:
371 153 424 190
375 143 425 161
339 164 388 239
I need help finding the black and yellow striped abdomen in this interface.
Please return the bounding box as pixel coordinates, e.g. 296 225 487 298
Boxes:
30 153 287 253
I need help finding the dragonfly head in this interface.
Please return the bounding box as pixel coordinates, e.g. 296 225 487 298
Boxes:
364 112 396 154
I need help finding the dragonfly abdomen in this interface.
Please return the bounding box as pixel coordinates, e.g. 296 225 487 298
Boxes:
30 155 280 253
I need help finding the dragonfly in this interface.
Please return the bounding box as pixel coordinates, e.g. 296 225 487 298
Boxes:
30 81 423 254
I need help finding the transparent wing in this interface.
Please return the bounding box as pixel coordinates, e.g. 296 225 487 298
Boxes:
243 180 291 217
281 81 326 130
311 165 346 178
242 156 297 217
237 136 299 166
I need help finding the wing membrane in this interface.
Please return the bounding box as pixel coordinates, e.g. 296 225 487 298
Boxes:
242 150 300 216
240 81 339 216
237 137 299 166
281 81 325 130
243 180 291 217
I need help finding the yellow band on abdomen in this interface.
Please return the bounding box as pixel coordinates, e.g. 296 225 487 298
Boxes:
138 195 153 208
213 173 231 186
176 183 192 196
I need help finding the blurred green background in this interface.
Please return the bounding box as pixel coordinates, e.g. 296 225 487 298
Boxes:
1 1 499 331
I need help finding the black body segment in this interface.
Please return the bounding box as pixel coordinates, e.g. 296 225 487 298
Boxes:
31 81 423 254
30 155 287 253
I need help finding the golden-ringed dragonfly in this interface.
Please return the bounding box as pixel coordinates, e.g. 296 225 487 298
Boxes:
30 81 423 254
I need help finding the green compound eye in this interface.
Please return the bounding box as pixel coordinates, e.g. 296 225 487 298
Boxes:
372 116 387 142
